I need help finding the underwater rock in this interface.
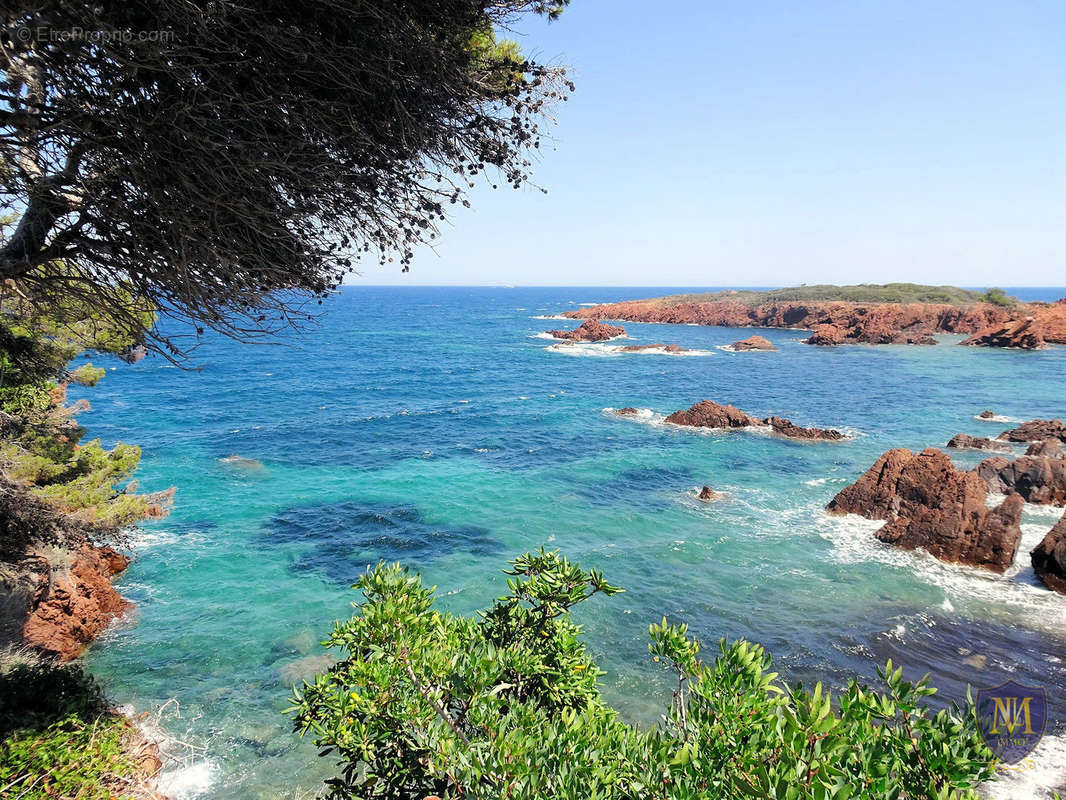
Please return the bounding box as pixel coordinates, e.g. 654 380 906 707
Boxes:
613 407 640 416
219 454 265 470
827 448 1023 573
616 343 686 353
945 434 1012 453
730 335 777 351
1031 513 1066 594
545 318 625 342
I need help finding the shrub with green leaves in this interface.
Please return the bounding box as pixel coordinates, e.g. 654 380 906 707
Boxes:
290 550 997 800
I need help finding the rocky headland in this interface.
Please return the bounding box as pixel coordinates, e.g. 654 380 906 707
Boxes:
827 448 1023 573
663 400 845 441
560 285 1066 348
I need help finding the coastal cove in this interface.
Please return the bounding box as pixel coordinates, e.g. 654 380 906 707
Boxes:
74 286 1066 799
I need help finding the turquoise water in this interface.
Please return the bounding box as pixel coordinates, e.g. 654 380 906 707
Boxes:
72 287 1066 798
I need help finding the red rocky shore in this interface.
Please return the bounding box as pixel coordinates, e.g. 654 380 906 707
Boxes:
562 297 1066 349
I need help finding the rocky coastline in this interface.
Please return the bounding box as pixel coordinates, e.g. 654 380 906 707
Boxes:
560 294 1066 348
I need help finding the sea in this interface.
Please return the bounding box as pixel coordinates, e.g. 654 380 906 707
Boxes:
69 286 1066 799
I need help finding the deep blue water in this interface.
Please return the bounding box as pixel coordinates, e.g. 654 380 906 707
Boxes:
70 286 1066 798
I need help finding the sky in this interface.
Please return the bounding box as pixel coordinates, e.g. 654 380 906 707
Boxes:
350 0 1065 287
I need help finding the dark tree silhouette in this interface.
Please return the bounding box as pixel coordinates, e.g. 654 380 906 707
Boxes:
0 1 571 355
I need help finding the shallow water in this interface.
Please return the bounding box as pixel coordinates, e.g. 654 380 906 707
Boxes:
73 286 1066 798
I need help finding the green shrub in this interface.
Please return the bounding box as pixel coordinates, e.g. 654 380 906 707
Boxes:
0 662 144 800
290 550 997 800
980 288 1016 307
69 363 107 387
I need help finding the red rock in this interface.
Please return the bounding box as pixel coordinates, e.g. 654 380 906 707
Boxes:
1031 513 1066 594
697 486 721 502
997 419 1066 443
975 455 1066 505
22 542 132 661
731 335 777 351
616 343 687 353
946 434 1012 453
764 416 845 441
664 400 757 429
827 448 1023 572
978 410 997 419
961 317 1046 350
1027 439 1065 459
613 407 639 416
545 319 625 342
805 324 846 346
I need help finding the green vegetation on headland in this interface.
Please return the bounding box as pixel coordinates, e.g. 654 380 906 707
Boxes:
649 283 1017 307
291 550 998 800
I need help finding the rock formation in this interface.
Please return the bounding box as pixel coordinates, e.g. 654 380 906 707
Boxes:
697 486 721 502
665 400 756 429
978 410 997 420
664 400 844 441
730 335 777 351
764 416 845 441
1026 439 1065 459
562 294 1066 348
946 434 1012 453
1031 513 1066 594
545 318 625 342
961 317 1047 350
827 448 1023 572
22 542 132 661
616 343 686 353
996 419 1066 443
805 324 845 346
975 455 1066 506
613 407 640 417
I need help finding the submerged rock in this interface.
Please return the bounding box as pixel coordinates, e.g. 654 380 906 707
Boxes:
975 455 1066 506
827 448 1023 573
697 485 721 502
996 418 1066 443
961 317 1046 350
219 454 265 470
730 335 777 351
545 318 625 342
613 407 640 417
946 434 1012 453
1031 513 1066 594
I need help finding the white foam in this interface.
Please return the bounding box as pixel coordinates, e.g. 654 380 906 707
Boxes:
532 331 561 340
804 477 851 487
975 414 1016 423
546 342 712 357
155 760 220 799
530 314 569 320
602 407 663 424
578 302 600 306
981 733 1066 799
818 511 1066 638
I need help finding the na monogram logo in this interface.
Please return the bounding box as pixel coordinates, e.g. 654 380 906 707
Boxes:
975 680 1047 763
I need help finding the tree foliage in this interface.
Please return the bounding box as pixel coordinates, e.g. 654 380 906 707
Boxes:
1 1 572 357
290 550 998 800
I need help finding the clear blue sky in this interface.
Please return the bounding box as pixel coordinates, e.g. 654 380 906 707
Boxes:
351 0 1065 286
